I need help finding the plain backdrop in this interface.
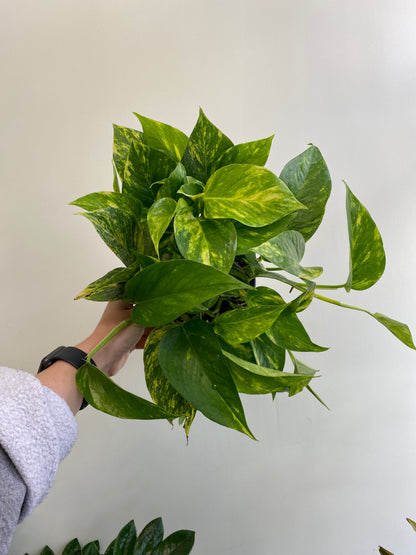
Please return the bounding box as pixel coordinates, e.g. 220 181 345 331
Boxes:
1 1 416 554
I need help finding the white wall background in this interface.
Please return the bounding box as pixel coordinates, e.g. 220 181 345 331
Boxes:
1 1 416 553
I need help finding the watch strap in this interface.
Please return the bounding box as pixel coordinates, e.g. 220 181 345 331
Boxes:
38 346 96 410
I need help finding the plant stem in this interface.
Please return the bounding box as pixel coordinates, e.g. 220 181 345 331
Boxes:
258 272 371 316
86 318 133 362
261 269 345 290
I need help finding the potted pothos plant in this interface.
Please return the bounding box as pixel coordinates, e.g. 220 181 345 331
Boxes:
72 109 415 439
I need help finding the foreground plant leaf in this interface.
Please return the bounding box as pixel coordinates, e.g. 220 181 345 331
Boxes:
144 326 196 431
223 350 313 395
113 520 137 555
76 362 175 420
112 124 143 179
151 530 195 555
174 205 237 273
62 539 81 555
268 311 328 352
181 108 233 182
70 191 143 218
235 214 294 255
280 145 332 241
371 312 416 350
158 319 255 439
125 259 251 327
81 541 100 555
134 517 164 555
204 165 305 227
255 230 323 279
345 183 386 291
251 334 286 371
134 113 188 161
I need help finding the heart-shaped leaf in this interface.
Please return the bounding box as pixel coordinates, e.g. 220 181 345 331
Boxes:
235 214 294 255
113 124 143 179
158 319 255 439
174 205 237 273
345 184 386 291
134 113 188 161
214 306 285 344
280 145 331 240
212 136 274 171
181 108 233 182
70 191 143 219
76 362 175 420
267 312 328 352
255 230 323 279
204 165 305 227
125 259 251 327
75 266 138 302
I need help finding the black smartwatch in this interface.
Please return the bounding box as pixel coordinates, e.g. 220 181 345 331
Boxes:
38 346 96 410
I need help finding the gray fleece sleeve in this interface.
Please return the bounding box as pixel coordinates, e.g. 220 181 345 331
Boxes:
0 366 78 554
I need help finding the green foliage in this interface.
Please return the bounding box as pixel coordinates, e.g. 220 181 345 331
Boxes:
73 109 415 439
379 517 416 554
32 518 194 555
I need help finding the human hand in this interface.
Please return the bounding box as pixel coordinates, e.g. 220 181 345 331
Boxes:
77 301 150 377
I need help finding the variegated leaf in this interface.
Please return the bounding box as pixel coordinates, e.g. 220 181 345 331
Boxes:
371 312 415 349
251 334 286 371
123 141 176 207
174 205 237 273
76 362 175 420
255 230 323 279
214 306 285 344
70 191 142 219
158 319 255 439
280 145 331 240
147 197 177 256
143 326 195 431
204 165 305 227
80 207 143 266
345 184 386 291
223 350 313 395
155 162 187 200
212 136 274 172
112 124 143 179
235 214 294 255
134 113 188 161
75 266 137 301
181 108 233 182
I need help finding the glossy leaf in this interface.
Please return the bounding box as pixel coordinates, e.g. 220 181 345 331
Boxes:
144 327 195 429
134 113 188 161
280 145 331 240
123 141 176 207
80 207 142 267
147 197 177 256
177 179 204 198
285 281 316 313
40 547 54 555
181 108 233 182
212 136 274 171
70 191 142 219
251 334 286 371
158 319 255 439
75 266 137 302
113 124 143 179
174 205 237 273
62 539 82 555
125 259 251 327
214 306 285 344
204 165 305 227
371 312 416 350
345 184 386 291
223 350 313 395
235 214 294 255
156 163 187 200
267 312 328 352
105 539 116 555
76 362 175 420
255 230 323 279
151 530 195 555
81 542 100 555
113 521 137 555
134 517 164 555
246 286 286 308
